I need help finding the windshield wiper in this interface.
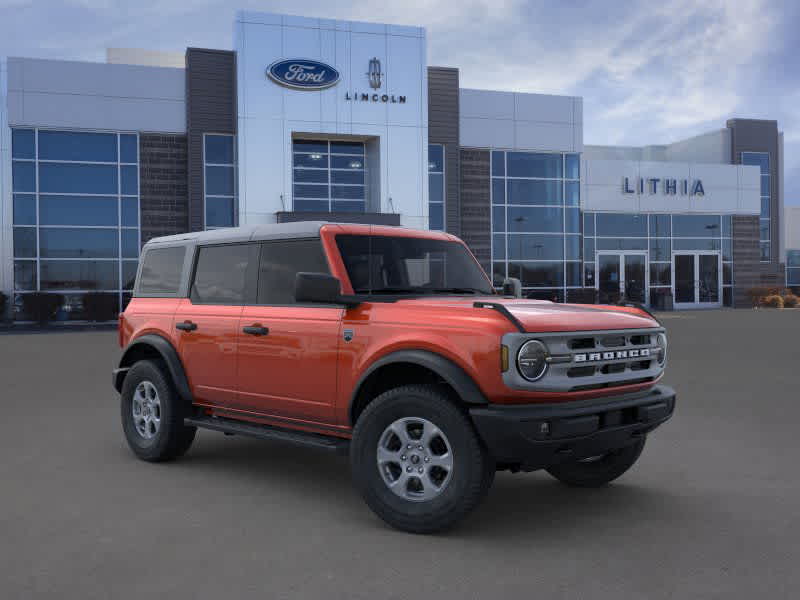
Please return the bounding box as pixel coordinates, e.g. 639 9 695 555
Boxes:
427 287 487 295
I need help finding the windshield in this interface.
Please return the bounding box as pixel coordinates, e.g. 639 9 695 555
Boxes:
335 234 494 295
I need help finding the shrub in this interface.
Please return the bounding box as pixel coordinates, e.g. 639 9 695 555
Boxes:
82 292 119 322
782 294 799 308
762 295 784 309
21 293 64 324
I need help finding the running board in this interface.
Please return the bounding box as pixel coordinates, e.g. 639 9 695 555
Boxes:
185 415 349 454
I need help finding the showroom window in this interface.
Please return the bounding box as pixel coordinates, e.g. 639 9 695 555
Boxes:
11 128 140 320
788 250 800 288
491 150 580 301
583 213 734 307
204 134 237 229
428 144 445 230
742 152 770 261
292 140 365 213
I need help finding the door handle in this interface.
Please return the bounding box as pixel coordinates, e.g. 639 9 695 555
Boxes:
242 325 269 336
176 321 197 332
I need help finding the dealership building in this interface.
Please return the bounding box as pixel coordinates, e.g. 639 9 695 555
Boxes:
0 10 794 319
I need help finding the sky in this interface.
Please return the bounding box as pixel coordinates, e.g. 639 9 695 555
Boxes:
1 0 798 204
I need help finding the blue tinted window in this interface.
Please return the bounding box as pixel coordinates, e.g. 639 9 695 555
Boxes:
565 208 580 233
332 170 365 185
760 175 770 196
293 140 328 154
12 129 35 159
508 261 564 287
206 197 234 228
14 227 37 258
673 214 721 237
722 238 732 261
429 203 444 231
565 154 580 179
595 213 647 237
759 220 770 240
331 156 364 170
649 239 671 261
38 131 117 162
787 250 800 268
760 242 770 261
492 206 505 232
121 198 139 226
293 153 328 168
330 141 364 155
40 260 119 291
39 163 118 194
40 195 118 226
761 197 770 218
565 235 581 260
331 185 364 200
294 169 328 184
741 152 769 174
507 206 563 233
13 194 36 225
493 236 505 260
507 153 562 178
566 262 581 287
12 161 36 192
649 214 671 237
507 234 563 260
14 261 37 290
122 261 138 290
120 135 138 163
428 145 444 172
429 174 444 204
491 151 505 177
492 179 505 205
583 238 594 262
507 180 562 205
565 181 579 206
596 238 647 251
206 166 235 196
332 201 366 213
122 229 139 258
673 238 721 251
721 215 732 237
40 228 118 258
121 165 138 195
583 213 594 236
294 199 329 212
205 135 235 164
789 269 800 285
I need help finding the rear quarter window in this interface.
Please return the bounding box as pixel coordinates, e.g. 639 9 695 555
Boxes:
137 246 187 296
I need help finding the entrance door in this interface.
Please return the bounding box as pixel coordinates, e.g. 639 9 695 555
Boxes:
596 252 648 305
672 252 721 309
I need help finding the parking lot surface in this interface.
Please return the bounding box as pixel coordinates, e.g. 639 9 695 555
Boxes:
1 309 798 599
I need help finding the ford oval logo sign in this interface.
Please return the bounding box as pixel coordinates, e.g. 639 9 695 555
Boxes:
266 59 340 90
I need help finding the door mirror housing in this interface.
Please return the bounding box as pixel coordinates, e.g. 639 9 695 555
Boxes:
295 272 360 307
502 277 522 298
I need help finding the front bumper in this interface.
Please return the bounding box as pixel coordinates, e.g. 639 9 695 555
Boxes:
469 385 676 471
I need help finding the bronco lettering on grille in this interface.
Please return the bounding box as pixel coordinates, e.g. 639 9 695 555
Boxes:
574 348 651 363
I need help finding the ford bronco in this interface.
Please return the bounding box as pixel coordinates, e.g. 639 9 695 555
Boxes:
114 222 675 533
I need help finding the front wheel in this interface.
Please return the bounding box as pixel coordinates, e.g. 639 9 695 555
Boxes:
350 385 494 534
546 436 646 487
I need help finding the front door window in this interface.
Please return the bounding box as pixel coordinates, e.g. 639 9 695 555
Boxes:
597 253 648 305
673 252 721 308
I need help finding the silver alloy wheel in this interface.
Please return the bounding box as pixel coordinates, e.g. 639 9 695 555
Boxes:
132 380 161 440
376 417 454 502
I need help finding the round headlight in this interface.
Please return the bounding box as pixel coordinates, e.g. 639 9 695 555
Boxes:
655 333 667 366
517 340 549 381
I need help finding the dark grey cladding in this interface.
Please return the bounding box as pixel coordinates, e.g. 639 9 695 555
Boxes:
186 48 237 232
139 134 188 244
428 67 461 236
459 149 491 274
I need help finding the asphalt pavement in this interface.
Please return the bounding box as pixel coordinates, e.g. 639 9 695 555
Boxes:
1 309 798 599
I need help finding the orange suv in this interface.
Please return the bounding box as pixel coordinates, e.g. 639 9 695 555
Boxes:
114 222 675 533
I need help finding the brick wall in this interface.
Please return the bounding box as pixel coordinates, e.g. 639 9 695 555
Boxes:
732 215 760 307
428 67 461 236
139 133 189 244
459 149 491 274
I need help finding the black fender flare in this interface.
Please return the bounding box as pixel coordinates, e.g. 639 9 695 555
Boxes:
113 334 193 403
349 349 488 423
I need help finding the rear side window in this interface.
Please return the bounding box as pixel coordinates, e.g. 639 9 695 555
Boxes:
191 244 252 305
258 239 330 304
137 246 186 295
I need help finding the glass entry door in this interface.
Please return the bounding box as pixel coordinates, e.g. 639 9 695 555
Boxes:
596 252 648 305
672 252 721 308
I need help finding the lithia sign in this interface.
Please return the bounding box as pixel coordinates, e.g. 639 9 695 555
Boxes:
623 176 705 196
267 57 406 103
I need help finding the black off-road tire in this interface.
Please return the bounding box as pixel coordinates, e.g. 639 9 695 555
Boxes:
120 359 197 462
546 436 646 488
350 385 494 534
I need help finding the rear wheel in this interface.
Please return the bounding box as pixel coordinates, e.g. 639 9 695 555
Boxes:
546 436 646 487
350 385 493 534
120 360 196 462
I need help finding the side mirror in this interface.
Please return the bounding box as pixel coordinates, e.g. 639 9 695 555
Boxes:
502 277 522 298
295 272 360 307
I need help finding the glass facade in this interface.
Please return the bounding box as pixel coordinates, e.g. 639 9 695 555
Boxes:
584 212 733 307
491 150 580 300
292 140 366 212
11 128 140 319
204 134 237 229
742 152 770 261
428 144 444 230
788 250 800 287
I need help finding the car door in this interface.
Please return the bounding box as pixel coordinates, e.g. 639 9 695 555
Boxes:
174 242 258 408
234 238 343 424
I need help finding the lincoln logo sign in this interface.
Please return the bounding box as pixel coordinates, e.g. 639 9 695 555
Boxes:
623 176 705 196
266 59 340 90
